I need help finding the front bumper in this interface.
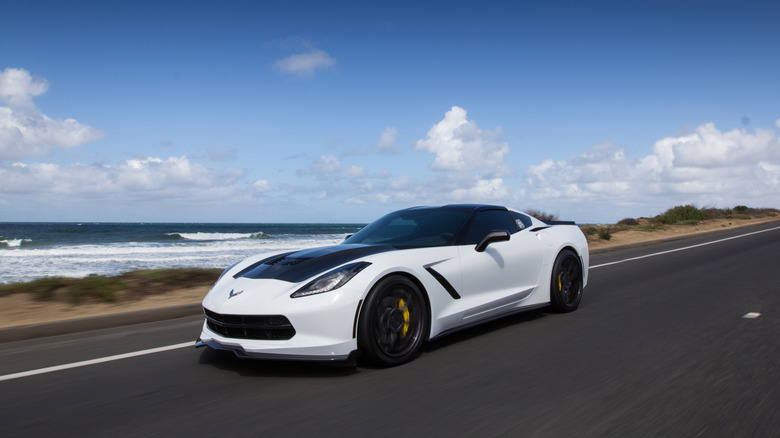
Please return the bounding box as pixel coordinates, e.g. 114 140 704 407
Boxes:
198 269 370 362
195 290 361 362
195 336 358 362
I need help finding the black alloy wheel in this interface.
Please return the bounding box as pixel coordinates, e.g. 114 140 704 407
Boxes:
358 275 428 366
550 249 583 312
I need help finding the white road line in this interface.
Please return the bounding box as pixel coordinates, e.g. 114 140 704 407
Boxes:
0 341 193 382
590 225 780 270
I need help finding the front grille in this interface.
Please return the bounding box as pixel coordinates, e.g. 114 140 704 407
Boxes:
204 308 296 340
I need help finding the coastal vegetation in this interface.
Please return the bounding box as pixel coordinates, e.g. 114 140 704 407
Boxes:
581 205 779 242
0 268 221 304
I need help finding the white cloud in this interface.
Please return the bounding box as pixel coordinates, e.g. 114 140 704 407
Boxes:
390 175 418 191
449 178 508 201
272 49 336 78
524 121 780 218
341 165 367 178
310 155 341 174
0 156 245 206
376 127 398 153
252 179 272 192
415 106 509 176
270 109 779 223
0 68 103 159
318 108 516 208
0 67 48 109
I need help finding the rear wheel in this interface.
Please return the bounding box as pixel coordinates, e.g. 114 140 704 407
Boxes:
550 249 583 312
358 275 428 366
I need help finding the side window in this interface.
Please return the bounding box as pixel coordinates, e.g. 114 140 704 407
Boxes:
462 210 518 244
511 212 533 230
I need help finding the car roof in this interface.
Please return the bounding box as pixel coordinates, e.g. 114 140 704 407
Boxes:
403 204 507 213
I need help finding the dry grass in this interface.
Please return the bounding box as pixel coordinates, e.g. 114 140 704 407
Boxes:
582 205 779 243
0 268 221 304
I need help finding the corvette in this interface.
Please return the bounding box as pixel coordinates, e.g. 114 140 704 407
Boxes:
196 204 588 366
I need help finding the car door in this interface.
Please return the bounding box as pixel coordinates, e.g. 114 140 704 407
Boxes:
457 209 546 322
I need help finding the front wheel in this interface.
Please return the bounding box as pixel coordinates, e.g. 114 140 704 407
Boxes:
550 249 583 312
358 275 428 367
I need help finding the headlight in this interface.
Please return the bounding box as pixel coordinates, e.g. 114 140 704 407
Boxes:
291 262 371 298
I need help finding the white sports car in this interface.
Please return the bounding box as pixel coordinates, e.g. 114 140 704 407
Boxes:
196 204 588 366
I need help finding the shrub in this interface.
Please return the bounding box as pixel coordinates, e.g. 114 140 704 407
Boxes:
701 207 728 219
655 205 709 224
580 225 598 236
617 218 639 226
525 209 558 221
598 229 612 240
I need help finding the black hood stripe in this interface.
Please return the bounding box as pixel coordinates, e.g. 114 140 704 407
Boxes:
233 244 396 283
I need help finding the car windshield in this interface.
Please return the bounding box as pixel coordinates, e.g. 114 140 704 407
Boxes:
344 207 472 248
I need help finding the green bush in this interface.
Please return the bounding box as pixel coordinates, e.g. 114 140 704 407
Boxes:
581 225 598 236
655 205 709 224
701 207 728 219
598 229 612 240
525 209 558 221
617 218 639 226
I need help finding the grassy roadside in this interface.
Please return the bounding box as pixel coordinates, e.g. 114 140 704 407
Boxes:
0 268 222 304
580 205 779 242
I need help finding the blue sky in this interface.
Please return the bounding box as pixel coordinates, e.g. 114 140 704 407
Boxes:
2 0 779 223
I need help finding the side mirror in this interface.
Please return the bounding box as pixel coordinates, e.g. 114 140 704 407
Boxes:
475 230 510 252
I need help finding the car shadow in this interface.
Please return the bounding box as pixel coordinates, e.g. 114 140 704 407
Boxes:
422 306 550 353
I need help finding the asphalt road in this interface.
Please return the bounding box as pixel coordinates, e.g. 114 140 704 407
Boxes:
1 222 779 437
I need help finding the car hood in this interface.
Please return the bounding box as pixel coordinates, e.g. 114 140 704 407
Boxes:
231 244 396 283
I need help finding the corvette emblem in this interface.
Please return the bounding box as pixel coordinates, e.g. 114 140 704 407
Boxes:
228 289 244 299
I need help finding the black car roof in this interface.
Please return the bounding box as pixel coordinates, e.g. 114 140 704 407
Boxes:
404 204 507 213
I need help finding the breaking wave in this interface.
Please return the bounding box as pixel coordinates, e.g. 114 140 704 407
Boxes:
0 239 32 248
0 223 363 284
166 231 268 241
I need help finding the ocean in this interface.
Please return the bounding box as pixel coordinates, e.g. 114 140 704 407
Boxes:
0 222 365 284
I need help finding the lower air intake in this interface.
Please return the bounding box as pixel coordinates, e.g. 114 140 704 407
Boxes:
204 308 296 340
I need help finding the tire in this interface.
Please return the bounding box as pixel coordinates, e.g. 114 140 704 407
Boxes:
358 275 428 366
550 249 583 312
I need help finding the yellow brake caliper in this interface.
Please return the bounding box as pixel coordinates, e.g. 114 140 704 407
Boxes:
398 298 410 338
558 274 563 291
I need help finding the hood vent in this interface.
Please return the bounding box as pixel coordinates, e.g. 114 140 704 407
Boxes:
233 244 395 283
